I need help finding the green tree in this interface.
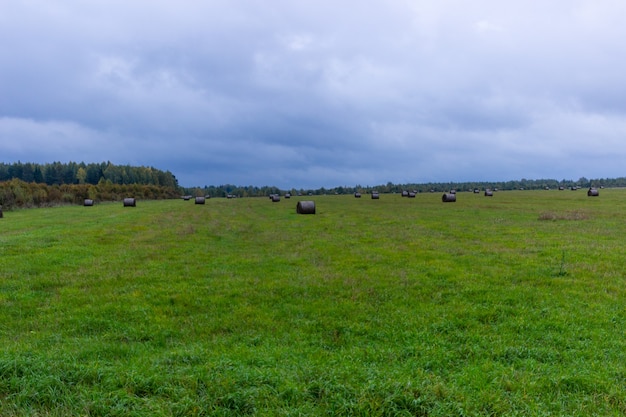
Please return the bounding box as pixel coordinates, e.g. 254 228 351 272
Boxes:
76 167 87 184
33 166 44 183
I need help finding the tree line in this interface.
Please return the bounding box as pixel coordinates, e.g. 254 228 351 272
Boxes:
0 161 178 188
0 179 180 209
2 159 624 209
182 176 616 198
0 161 180 209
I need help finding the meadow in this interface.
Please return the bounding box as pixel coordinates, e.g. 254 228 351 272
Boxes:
0 189 625 416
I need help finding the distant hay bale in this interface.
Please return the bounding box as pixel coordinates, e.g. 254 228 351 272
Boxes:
408 192 416 198
371 192 380 199
401 191 409 197
285 193 291 199
474 189 480 193
84 199 94 206
559 186 565 190
442 193 456 202
587 188 599 197
484 190 494 197
123 198 136 207
182 195 192 201
354 192 362 198
195 196 206 204
0 208 3 218
297 200 316 214
271 195 281 202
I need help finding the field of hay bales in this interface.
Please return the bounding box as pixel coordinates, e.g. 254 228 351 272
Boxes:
1 189 625 416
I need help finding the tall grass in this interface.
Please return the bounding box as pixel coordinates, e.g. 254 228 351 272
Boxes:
1 190 625 415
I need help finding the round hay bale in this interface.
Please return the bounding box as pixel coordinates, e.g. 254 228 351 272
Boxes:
587 188 599 197
442 193 456 202
401 190 409 197
285 193 291 199
354 192 361 198
408 192 416 198
271 195 281 202
84 199 94 206
123 197 136 207
484 190 494 197
0 208 3 218
371 192 380 199
195 196 206 204
182 195 192 201
297 200 316 214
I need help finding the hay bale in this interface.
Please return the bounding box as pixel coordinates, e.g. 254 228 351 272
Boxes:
195 196 206 204
587 188 599 197
271 195 281 202
371 192 380 199
84 199 94 206
354 192 361 198
401 191 409 197
484 190 494 197
408 192 416 198
123 198 136 207
442 193 456 202
0 208 3 218
182 195 192 201
297 200 316 214
285 193 291 199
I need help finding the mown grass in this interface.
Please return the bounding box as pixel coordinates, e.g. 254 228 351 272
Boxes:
1 190 625 416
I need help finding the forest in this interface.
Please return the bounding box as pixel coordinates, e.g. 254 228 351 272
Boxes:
0 161 178 188
0 161 179 209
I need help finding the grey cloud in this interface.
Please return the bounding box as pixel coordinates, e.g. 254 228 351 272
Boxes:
1 1 626 188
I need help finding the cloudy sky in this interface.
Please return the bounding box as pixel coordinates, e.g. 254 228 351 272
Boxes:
1 1 625 188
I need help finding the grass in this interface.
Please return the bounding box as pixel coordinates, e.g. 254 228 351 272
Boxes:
1 190 626 415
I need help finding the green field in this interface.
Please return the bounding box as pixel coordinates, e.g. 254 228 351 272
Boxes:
1 190 625 416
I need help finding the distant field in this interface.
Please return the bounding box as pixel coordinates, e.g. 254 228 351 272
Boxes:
1 190 625 416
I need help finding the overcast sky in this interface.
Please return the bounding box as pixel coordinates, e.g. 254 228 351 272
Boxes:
1 1 625 188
